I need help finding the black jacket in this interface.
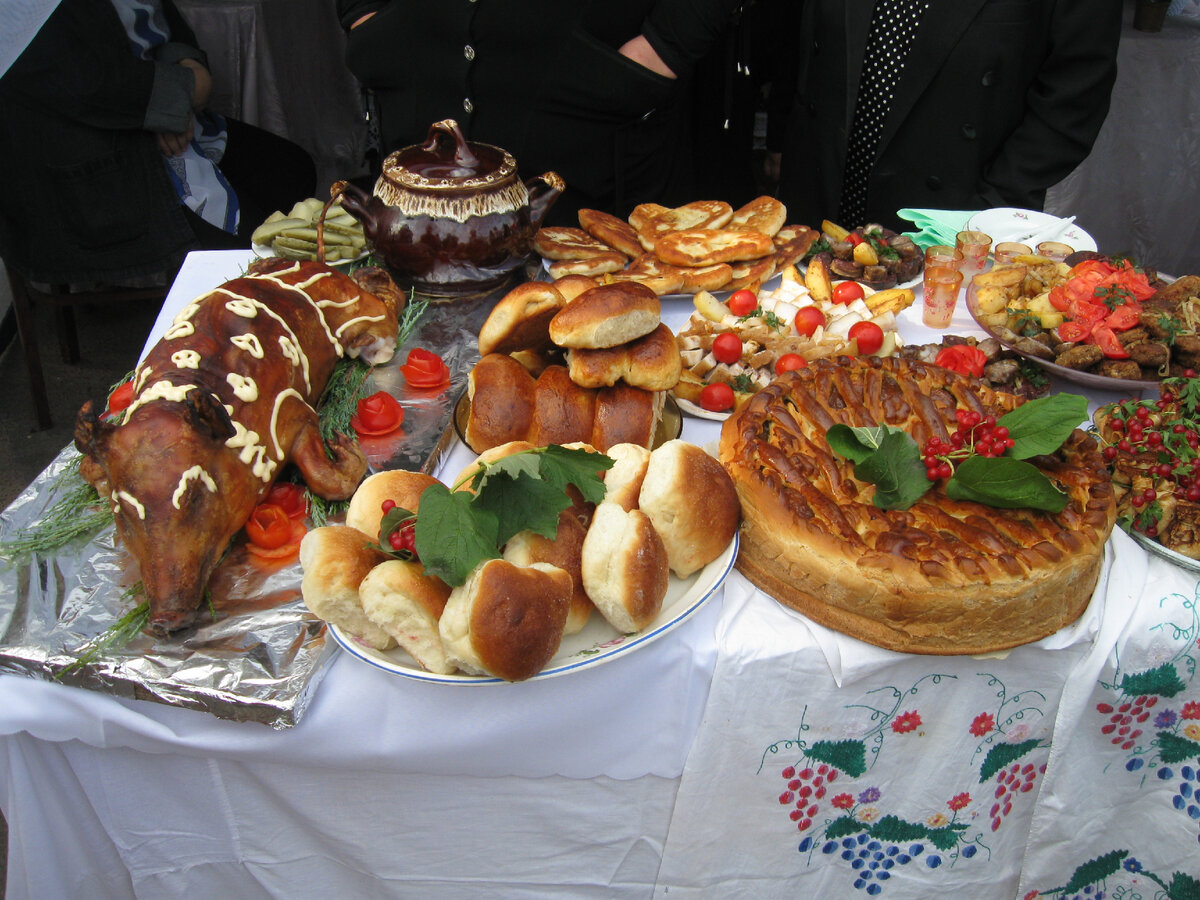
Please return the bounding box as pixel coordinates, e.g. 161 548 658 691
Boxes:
0 0 203 285
776 0 1122 232
338 0 741 224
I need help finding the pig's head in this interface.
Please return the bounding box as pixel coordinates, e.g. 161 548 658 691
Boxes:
75 390 256 634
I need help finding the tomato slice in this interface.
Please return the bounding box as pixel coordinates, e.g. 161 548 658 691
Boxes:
106 380 135 417
400 348 450 388
265 482 308 520
934 345 988 378
1056 320 1091 343
1104 303 1142 331
1068 298 1109 333
1091 324 1130 359
351 391 404 436
245 503 294 550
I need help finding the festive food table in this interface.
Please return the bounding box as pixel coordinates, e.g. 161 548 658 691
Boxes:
2 251 1199 899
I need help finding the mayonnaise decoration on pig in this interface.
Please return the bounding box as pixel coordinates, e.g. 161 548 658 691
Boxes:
74 258 403 633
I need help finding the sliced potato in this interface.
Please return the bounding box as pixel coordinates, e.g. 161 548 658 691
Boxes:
852 240 879 267
864 287 915 315
693 290 730 323
821 219 850 243
805 257 833 305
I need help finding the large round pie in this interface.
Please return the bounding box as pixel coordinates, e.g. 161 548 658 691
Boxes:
719 356 1116 654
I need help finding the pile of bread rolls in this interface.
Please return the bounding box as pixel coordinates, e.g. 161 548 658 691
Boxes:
299 439 740 681
465 276 680 453
532 197 820 296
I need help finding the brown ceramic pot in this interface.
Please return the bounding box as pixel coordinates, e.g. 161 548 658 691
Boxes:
336 119 564 296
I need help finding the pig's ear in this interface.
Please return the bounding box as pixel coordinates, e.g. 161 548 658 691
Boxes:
74 400 109 460
185 390 236 442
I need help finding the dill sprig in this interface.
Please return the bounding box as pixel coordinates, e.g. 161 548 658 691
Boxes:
58 585 149 677
0 471 110 560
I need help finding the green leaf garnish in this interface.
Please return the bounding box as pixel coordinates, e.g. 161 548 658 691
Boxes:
945 456 1068 512
854 430 933 509
998 393 1088 459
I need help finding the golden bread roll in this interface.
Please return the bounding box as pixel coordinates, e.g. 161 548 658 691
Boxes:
578 208 642 257
591 383 663 452
529 365 599 447
478 282 567 356
639 439 740 578
452 440 539 492
548 253 627 279
622 253 731 294
299 525 394 650
608 269 685 297
503 508 594 634
729 195 788 237
346 469 441 541
580 501 669 633
631 200 734 251
508 347 562 377
359 559 454 674
551 274 600 302
565 323 681 390
654 228 775 267
601 442 651 511
438 559 572 681
534 226 618 260
548 281 661 349
465 353 537 452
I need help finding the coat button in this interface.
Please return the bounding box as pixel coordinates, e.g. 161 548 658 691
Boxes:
926 175 943 190
981 71 997 87
961 124 977 140
464 45 475 61
463 98 474 113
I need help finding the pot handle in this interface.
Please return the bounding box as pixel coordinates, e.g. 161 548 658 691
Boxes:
422 119 480 171
526 171 565 229
330 180 377 239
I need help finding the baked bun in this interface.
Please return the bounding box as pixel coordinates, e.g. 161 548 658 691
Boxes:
549 282 660 349
580 501 669 633
465 353 537 451
551 274 600 302
654 228 775 267
299 525 394 649
591 384 663 451
529 366 598 447
578 208 642 257
639 439 740 577
478 282 567 356
621 254 731 294
438 559 572 681
566 323 681 390
504 508 594 634
359 559 454 674
631 200 734 250
601 442 650 511
609 269 685 297
453 440 539 492
534 226 616 260
346 469 441 540
729 195 788 237
548 253 627 279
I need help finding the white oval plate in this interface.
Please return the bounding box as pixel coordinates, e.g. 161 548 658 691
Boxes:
965 208 1097 253
330 533 738 684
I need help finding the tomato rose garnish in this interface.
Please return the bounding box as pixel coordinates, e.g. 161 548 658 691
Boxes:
400 347 450 389
106 380 135 417
245 502 306 560
934 344 988 378
265 482 308 520
351 391 404 436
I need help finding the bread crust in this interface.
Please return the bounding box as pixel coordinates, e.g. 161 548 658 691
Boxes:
719 356 1117 654
478 282 567 356
591 384 662 452
504 509 594 635
579 208 642 257
549 282 661 349
299 525 394 649
729 195 788 237
566 323 681 391
359 558 454 674
346 469 441 541
465 353 537 451
654 228 775 267
534 226 618 260
548 253 627 279
581 501 670 633
529 365 598 447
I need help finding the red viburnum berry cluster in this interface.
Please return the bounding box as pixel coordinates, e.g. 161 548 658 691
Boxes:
921 410 1015 482
380 498 419 557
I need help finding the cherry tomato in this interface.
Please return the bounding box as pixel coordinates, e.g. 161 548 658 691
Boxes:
727 289 758 317
265 482 308 520
832 281 866 305
699 382 736 412
351 391 404 436
245 503 294 550
400 347 450 388
848 321 885 355
794 305 826 337
934 345 988 378
106 380 135 417
775 353 807 374
712 332 743 365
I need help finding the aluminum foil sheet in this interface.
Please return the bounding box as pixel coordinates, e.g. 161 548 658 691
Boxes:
0 279 511 728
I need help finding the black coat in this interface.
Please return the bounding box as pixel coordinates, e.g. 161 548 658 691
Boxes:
0 0 204 285
338 0 740 224
776 0 1123 232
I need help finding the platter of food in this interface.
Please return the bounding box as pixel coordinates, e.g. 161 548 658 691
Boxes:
966 208 1097 252
329 533 737 684
251 197 369 265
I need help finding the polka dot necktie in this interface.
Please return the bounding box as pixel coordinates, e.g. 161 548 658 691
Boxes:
838 0 930 226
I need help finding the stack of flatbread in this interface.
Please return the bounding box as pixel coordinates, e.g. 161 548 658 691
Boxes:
534 197 820 296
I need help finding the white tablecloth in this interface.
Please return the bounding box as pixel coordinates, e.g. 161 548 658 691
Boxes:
3 251 1200 898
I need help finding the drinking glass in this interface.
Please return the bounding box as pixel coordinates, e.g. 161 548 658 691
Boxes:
955 230 992 280
993 242 1032 265
922 266 964 328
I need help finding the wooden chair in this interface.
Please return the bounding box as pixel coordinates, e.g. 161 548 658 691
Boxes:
4 264 165 431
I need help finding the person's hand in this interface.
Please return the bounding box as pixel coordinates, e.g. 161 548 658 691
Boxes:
178 57 212 109
349 12 376 28
157 112 195 157
618 35 675 79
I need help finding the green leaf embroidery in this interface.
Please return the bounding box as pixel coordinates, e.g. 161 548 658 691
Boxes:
979 738 1041 782
1120 663 1188 698
808 740 868 778
825 817 869 840
945 456 1069 513
1057 849 1128 894
1167 871 1200 900
1157 731 1200 765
